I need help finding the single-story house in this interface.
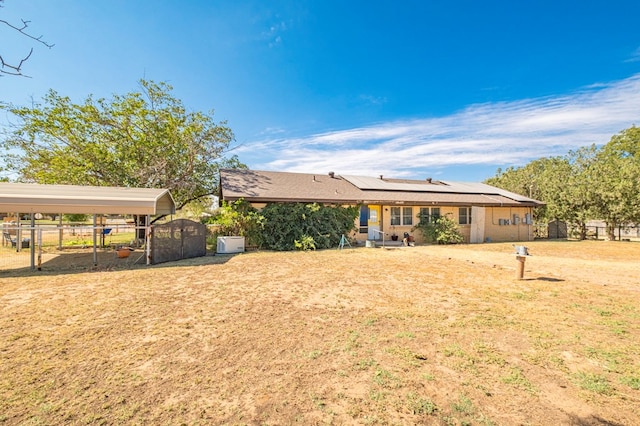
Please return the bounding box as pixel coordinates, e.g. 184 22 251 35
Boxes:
220 169 544 244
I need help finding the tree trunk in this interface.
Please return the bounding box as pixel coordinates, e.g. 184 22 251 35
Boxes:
576 222 587 240
606 223 616 241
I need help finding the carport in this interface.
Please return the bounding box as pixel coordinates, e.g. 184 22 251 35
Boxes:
0 182 175 269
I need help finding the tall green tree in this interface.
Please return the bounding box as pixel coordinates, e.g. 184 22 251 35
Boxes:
591 127 640 240
486 126 640 240
0 80 244 209
558 146 599 239
485 152 598 239
606 125 640 157
485 157 557 222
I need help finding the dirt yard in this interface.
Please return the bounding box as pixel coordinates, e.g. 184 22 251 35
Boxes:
1 240 639 425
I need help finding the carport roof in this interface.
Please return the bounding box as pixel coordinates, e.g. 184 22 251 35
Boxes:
0 182 176 215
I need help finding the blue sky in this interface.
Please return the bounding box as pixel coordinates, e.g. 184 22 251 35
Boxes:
1 0 639 182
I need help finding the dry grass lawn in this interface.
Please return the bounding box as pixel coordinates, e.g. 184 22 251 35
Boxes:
1 240 639 425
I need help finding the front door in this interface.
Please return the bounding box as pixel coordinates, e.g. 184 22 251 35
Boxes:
368 205 381 240
359 205 369 236
470 206 485 243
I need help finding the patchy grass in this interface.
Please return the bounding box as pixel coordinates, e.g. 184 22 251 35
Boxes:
573 372 613 395
1 240 640 424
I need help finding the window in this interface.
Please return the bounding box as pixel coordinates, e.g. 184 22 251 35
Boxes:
369 208 378 223
391 206 413 225
459 207 472 225
359 205 368 233
390 207 401 226
402 207 413 226
419 207 440 223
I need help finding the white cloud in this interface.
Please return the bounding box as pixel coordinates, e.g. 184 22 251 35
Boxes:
624 47 640 63
359 94 388 106
242 73 640 179
263 21 286 48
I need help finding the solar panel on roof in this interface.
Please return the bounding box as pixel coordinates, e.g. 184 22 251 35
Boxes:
340 175 541 203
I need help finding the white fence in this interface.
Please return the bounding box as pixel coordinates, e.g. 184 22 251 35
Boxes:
584 224 640 241
1 223 145 272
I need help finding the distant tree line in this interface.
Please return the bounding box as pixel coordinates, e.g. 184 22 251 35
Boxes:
485 126 640 240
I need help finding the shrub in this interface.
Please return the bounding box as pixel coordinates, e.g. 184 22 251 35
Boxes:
413 213 464 244
64 214 88 223
202 199 265 247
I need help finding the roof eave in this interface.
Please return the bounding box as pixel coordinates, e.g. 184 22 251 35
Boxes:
223 195 543 208
224 196 363 205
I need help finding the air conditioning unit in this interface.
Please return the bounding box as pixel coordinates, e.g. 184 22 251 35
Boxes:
217 236 245 254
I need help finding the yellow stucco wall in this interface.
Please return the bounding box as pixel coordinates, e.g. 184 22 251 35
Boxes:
245 201 535 244
356 205 535 244
478 206 534 242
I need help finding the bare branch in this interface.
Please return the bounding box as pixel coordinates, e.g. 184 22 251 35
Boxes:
0 48 34 77
0 2 53 77
0 18 54 49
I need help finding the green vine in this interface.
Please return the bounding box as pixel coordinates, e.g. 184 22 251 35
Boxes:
261 203 358 251
203 201 358 251
294 235 316 251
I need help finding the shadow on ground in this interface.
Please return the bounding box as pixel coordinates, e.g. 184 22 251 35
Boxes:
530 276 565 282
0 250 236 278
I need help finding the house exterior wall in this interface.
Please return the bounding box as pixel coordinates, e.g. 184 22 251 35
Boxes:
243 201 535 244
480 206 534 242
370 205 458 244
356 205 535 244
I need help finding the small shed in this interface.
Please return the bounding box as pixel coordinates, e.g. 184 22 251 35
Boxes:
548 220 568 239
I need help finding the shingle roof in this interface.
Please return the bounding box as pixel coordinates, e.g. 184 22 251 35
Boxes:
220 169 543 207
220 169 362 203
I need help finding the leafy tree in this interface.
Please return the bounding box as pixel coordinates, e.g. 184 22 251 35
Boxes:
485 158 551 222
606 125 640 157
485 152 598 239
590 127 640 240
63 213 88 223
557 147 600 239
485 126 640 241
0 80 244 209
413 213 463 244
203 199 264 248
